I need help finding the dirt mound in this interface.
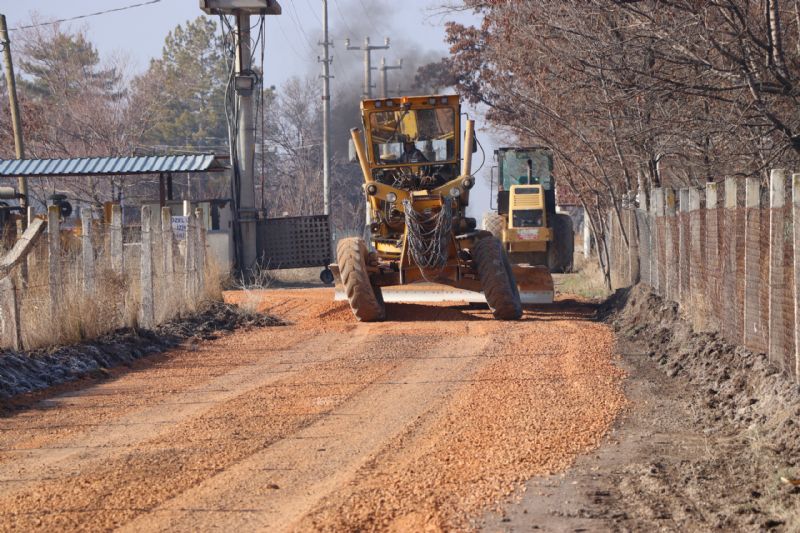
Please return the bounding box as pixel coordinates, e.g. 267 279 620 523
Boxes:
612 285 800 460
0 302 283 401
609 284 800 528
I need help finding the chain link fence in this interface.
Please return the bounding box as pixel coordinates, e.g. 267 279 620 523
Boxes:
0 205 219 351
608 171 800 380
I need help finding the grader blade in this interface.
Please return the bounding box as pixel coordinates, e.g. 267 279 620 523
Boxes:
331 264 552 305
513 265 554 304
333 282 488 303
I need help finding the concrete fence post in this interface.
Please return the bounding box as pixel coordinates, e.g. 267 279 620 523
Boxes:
663 188 677 301
688 188 703 315
647 189 657 288
161 207 173 275
743 177 762 349
678 188 691 305
81 210 95 295
110 204 123 274
184 210 196 308
768 170 786 368
706 182 719 327
0 276 22 350
653 188 665 295
582 210 593 258
151 205 162 278
140 205 155 329
26 206 36 271
723 178 740 343
628 207 640 286
47 205 61 324
195 207 206 299
793 173 800 380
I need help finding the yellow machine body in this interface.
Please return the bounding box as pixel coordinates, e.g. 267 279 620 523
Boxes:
334 94 484 293
503 184 552 253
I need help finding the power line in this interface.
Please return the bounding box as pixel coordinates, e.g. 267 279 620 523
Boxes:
356 0 386 34
285 0 317 54
332 0 355 38
9 0 162 31
303 0 322 25
274 17 306 61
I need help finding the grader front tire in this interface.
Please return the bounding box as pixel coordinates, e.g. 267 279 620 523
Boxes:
473 236 523 320
336 237 386 322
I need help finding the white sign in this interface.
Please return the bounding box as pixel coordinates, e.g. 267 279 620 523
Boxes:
516 228 541 241
171 216 189 240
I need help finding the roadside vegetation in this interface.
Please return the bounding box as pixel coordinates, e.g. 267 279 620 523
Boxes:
437 1 800 287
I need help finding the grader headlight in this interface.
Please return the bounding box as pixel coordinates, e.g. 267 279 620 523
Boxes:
449 187 461 198
386 192 397 203
462 177 474 189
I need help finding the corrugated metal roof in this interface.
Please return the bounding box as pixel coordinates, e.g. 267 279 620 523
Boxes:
0 154 227 177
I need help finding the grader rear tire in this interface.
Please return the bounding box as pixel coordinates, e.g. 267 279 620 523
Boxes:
473 236 522 320
336 237 386 322
547 214 575 273
481 212 505 238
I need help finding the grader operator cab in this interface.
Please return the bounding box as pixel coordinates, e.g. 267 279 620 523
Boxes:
482 147 574 303
331 94 522 321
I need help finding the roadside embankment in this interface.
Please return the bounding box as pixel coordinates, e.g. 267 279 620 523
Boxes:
0 302 283 403
607 284 800 529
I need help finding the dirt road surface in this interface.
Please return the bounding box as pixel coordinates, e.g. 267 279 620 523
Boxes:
0 288 624 531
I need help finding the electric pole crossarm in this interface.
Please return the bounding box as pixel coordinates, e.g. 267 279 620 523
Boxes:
378 57 402 98
344 36 390 99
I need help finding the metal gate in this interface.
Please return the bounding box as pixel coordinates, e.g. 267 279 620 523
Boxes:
256 214 331 269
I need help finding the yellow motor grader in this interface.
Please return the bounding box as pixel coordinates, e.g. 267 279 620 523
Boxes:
330 94 522 321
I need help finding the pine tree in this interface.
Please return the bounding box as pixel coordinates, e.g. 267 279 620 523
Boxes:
141 17 229 151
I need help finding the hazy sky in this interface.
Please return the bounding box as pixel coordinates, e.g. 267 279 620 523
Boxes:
2 0 499 217
2 0 477 89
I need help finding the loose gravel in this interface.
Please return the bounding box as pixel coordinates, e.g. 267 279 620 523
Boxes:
298 315 625 531
0 288 626 531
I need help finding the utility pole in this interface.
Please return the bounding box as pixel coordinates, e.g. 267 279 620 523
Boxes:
378 57 402 98
200 1 281 276
0 14 28 226
345 36 389 99
346 36 389 230
319 0 333 216
234 11 257 271
389 81 411 98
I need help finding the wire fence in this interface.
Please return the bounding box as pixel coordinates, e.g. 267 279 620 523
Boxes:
608 172 800 381
0 205 220 351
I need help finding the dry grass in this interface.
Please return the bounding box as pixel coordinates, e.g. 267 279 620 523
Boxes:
229 266 323 290
2 226 223 351
265 267 322 285
555 254 611 300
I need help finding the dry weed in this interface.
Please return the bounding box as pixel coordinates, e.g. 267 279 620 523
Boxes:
3 225 223 350
556 255 611 299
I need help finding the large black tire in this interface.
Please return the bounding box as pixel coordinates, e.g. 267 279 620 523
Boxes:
481 211 505 238
336 237 385 322
473 236 522 320
547 214 575 273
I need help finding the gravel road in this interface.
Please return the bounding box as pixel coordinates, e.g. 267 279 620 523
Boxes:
0 289 624 531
